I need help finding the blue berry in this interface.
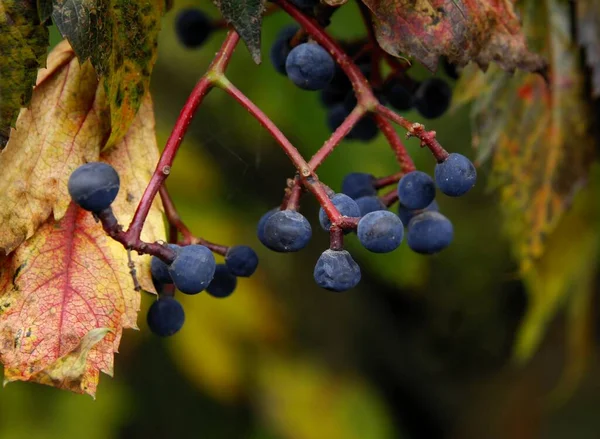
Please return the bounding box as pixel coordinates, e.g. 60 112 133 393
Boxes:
147 296 185 337
319 194 360 231
270 26 299 75
355 196 386 216
68 162 120 212
414 78 452 119
175 9 213 49
150 244 180 284
397 171 436 210
357 211 404 253
285 43 335 91
289 0 319 8
327 104 378 142
257 208 279 246
434 153 477 196
442 57 460 80
206 264 237 298
385 81 414 111
168 245 216 294
262 210 312 252
341 173 377 199
225 245 258 277
406 211 453 254
398 200 439 227
313 249 361 292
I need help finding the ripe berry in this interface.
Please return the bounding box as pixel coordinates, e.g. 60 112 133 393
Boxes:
262 210 312 252
327 104 378 142
175 9 213 49
168 245 216 294
319 194 360 231
414 78 452 119
357 211 404 253
355 196 386 216
320 66 352 107
442 57 460 80
225 245 258 277
314 249 361 292
257 208 279 246
341 173 377 199
406 211 453 254
270 26 299 75
434 153 477 196
289 0 319 9
384 81 414 111
150 244 180 284
206 264 238 298
398 200 439 227
68 162 120 212
285 43 335 91
147 296 185 337
397 171 436 210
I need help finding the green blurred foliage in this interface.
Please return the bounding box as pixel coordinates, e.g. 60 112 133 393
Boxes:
2 1 600 439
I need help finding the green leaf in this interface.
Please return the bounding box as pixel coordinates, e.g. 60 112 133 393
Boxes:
576 0 600 97
212 0 265 64
52 0 164 149
0 0 49 147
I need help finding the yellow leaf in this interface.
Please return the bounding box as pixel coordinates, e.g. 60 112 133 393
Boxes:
0 40 108 254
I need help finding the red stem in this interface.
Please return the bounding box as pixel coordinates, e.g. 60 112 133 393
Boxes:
373 113 416 173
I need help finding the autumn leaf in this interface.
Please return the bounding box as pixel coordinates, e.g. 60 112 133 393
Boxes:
576 0 600 97
52 0 164 149
0 0 49 146
361 0 546 73
0 40 108 254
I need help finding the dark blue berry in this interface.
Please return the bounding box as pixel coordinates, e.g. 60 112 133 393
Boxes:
289 0 319 9
341 173 377 199
385 81 414 111
434 153 477 196
285 43 335 91
327 104 378 142
406 211 453 254
206 264 237 298
68 162 120 212
175 9 213 49
168 245 216 294
257 208 279 246
414 78 452 119
150 244 180 284
270 26 299 75
147 296 185 337
355 196 386 216
397 171 436 210
313 249 361 292
319 194 360 231
357 211 404 253
398 200 438 227
262 210 312 252
442 57 460 80
225 245 258 277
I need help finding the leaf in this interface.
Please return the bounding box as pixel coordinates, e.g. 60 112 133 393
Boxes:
212 0 265 64
576 0 600 97
0 0 49 146
453 0 595 268
52 0 164 149
361 0 546 73
0 40 108 254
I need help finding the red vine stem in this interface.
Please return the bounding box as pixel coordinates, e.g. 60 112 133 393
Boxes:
373 114 416 173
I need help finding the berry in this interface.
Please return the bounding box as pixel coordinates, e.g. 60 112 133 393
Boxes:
357 211 404 253
68 162 120 212
262 210 312 252
434 153 477 196
442 57 460 80
225 245 258 277
206 264 237 298
406 211 453 254
257 208 279 246
289 0 319 9
175 9 213 49
285 43 335 91
355 196 386 216
384 81 414 111
397 171 436 210
147 297 185 337
341 173 377 199
270 26 299 75
314 249 361 292
327 104 378 142
414 78 452 119
150 244 180 284
398 200 439 227
319 194 360 231
168 245 216 294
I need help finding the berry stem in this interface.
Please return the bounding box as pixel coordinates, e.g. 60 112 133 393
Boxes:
373 113 416 173
329 226 344 251
374 171 403 189
379 188 399 207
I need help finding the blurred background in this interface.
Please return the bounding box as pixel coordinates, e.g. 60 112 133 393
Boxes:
2 1 600 438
